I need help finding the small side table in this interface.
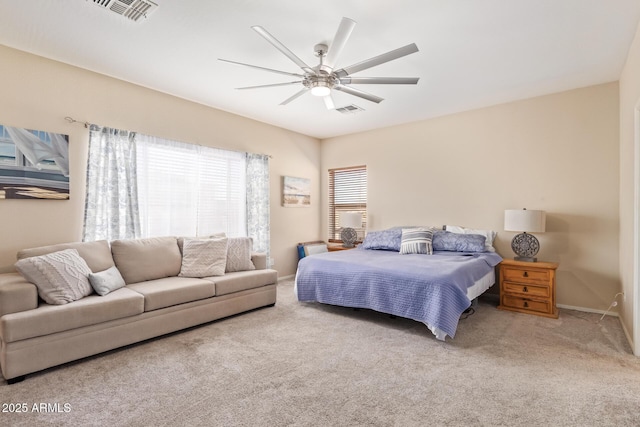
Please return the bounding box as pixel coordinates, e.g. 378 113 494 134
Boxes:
327 244 356 252
497 259 559 319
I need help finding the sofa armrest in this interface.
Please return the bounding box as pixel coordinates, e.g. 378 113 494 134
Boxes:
251 253 267 270
0 273 38 318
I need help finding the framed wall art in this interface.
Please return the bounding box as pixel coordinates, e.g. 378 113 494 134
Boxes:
0 124 69 200
282 176 310 207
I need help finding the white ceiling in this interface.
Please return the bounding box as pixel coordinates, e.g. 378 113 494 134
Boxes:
1 0 639 139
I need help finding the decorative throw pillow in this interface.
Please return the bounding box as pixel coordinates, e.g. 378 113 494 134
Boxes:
399 227 433 255
14 249 93 305
361 228 403 251
433 231 486 253
179 238 228 278
226 237 256 273
177 232 226 255
88 265 127 296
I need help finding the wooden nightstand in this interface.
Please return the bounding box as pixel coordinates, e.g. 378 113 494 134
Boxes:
327 244 356 252
497 259 559 319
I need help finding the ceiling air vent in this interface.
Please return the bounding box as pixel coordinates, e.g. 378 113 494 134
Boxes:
91 0 158 22
336 105 365 114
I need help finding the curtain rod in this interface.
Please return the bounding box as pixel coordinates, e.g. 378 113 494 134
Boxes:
64 116 91 128
64 116 272 159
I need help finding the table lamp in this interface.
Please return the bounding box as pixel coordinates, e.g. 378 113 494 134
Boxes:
504 208 546 262
340 212 362 248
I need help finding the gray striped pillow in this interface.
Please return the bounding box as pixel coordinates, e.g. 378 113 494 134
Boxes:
400 227 433 255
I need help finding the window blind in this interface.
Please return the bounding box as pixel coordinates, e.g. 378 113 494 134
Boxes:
136 134 247 238
328 166 367 241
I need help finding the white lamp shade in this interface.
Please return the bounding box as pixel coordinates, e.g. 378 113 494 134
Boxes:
504 209 546 233
340 212 362 229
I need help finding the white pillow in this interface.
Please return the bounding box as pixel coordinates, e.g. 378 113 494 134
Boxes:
303 243 328 257
445 225 497 252
15 249 93 305
226 237 256 273
179 238 228 278
89 266 126 296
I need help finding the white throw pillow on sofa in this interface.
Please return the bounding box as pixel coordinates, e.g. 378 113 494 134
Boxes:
88 265 126 296
15 248 93 305
179 238 228 278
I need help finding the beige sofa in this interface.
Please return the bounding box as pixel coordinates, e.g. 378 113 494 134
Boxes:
0 236 278 383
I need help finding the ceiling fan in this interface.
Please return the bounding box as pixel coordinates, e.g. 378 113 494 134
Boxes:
219 17 420 110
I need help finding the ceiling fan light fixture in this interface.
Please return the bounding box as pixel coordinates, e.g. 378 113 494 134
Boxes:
311 85 331 97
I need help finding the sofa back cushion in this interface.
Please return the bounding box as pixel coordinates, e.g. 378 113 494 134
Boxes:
111 236 182 284
17 240 114 273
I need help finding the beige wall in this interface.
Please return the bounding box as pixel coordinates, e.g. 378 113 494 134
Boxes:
619 19 640 352
321 83 620 311
0 43 626 317
0 45 321 277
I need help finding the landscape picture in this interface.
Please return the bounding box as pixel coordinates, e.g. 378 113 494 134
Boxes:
282 176 310 207
0 124 70 200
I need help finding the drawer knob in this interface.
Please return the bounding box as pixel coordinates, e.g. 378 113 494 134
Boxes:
523 271 529 278
523 286 528 293
523 301 529 308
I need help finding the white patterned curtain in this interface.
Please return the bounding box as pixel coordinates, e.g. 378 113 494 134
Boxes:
246 153 270 262
83 126 140 241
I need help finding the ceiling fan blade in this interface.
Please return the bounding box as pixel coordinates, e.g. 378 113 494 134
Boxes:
237 81 302 90
280 88 309 105
321 17 357 72
323 94 335 110
218 59 305 78
334 43 419 78
252 26 315 74
334 85 384 104
339 77 419 85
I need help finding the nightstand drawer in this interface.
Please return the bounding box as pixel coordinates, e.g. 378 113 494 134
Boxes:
502 267 550 284
501 295 551 314
503 281 550 298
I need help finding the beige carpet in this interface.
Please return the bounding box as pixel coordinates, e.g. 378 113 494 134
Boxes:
2 279 640 427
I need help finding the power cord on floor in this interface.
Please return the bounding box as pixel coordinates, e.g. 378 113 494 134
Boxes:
598 292 624 322
461 306 475 319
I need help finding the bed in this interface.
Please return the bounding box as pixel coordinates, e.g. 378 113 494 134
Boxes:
294 227 503 340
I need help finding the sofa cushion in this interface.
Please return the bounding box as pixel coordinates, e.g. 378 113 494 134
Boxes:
179 238 228 277
111 237 182 284
211 269 278 296
127 276 216 311
17 240 114 273
15 249 94 305
0 287 144 343
89 266 127 296
226 237 256 273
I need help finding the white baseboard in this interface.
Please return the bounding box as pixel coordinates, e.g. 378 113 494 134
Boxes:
556 303 619 317
278 274 295 281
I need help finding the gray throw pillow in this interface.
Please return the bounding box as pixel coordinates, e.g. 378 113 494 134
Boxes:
179 238 228 278
399 227 434 255
14 248 93 305
226 237 256 273
88 266 126 296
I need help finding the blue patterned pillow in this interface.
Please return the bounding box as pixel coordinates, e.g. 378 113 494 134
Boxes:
400 228 433 255
432 231 486 252
361 228 402 251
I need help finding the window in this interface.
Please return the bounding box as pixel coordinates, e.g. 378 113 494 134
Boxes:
136 134 247 238
328 166 367 241
84 127 270 257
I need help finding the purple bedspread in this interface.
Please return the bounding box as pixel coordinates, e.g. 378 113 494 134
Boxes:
295 248 502 339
